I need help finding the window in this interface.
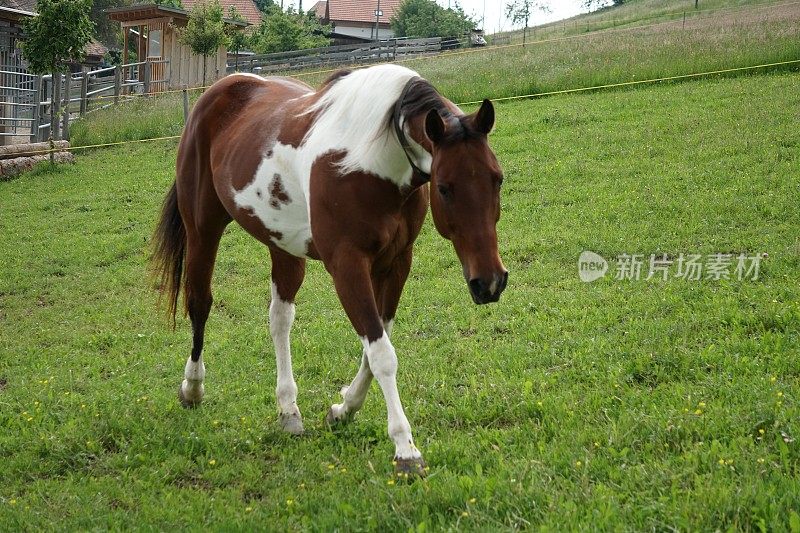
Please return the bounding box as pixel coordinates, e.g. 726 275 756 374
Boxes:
148 29 162 58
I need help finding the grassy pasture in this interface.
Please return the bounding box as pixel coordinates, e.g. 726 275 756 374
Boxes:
70 0 800 147
1 71 799 530
494 0 796 42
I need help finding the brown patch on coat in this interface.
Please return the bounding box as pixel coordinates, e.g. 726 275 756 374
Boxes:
269 173 291 209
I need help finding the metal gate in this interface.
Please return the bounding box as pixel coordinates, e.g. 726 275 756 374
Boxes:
0 27 39 144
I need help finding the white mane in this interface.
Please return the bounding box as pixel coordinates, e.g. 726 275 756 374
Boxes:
301 64 426 185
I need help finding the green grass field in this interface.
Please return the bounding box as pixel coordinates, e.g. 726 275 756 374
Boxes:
1 69 799 529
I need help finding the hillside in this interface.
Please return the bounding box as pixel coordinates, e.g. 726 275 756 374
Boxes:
493 0 794 43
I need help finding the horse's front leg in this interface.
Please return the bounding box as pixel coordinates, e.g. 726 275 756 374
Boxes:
327 250 411 426
327 252 426 477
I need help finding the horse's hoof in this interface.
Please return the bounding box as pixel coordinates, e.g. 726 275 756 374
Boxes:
324 405 350 428
178 384 202 409
279 412 305 435
393 457 428 479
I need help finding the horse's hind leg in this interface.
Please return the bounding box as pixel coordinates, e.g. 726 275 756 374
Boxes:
179 222 227 408
269 247 306 435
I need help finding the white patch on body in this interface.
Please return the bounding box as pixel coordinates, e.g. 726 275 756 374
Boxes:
303 64 435 187
234 64 437 259
234 143 312 257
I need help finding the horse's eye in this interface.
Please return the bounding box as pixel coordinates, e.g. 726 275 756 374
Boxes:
437 184 452 199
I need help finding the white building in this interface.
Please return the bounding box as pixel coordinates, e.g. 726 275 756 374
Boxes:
312 0 402 43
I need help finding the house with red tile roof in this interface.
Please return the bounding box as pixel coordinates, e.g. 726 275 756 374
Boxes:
314 0 403 43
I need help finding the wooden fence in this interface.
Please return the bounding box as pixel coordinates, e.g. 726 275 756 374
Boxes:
229 37 443 75
0 58 169 144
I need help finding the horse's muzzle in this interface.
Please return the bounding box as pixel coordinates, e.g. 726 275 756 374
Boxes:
468 271 508 305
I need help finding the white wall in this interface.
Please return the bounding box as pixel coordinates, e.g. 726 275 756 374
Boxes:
333 24 395 41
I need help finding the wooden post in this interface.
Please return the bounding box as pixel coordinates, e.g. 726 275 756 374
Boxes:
183 86 189 125
30 75 42 143
114 65 121 104
143 60 152 95
50 72 61 141
695 0 698 7
61 75 71 141
79 73 88 116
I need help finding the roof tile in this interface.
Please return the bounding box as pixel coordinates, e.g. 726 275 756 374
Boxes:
327 0 402 25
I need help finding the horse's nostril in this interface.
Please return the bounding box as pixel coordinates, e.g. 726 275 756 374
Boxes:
500 271 509 291
469 278 484 297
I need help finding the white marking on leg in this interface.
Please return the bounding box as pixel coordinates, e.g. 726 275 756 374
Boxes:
328 319 393 421
363 332 421 460
329 350 372 421
181 355 205 404
270 283 301 420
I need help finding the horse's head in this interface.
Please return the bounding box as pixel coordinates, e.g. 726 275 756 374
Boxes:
425 99 508 304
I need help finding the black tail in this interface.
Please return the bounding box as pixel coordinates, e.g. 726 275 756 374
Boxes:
151 182 185 327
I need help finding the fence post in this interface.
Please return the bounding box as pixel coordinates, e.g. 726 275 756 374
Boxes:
62 75 71 141
50 72 61 142
683 11 686 29
183 85 189 125
79 73 88 116
114 65 121 104
143 60 151 96
695 0 699 8
393 39 398 61
30 75 42 143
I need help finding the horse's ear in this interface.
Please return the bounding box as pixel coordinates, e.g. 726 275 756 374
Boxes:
425 108 446 144
475 99 495 135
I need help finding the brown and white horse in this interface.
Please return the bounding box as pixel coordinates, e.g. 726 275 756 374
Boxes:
152 64 507 476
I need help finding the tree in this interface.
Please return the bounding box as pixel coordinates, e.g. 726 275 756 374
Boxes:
180 0 230 85
21 0 94 74
250 9 329 53
391 0 474 39
90 0 131 48
226 6 249 71
505 0 550 47
156 0 184 7
253 0 276 14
